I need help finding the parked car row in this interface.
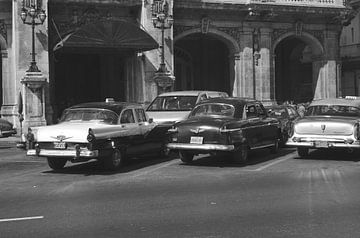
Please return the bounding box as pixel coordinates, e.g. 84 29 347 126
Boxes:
25 90 360 171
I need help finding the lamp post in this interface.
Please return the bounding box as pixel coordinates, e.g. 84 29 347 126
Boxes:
20 0 46 72
151 0 174 73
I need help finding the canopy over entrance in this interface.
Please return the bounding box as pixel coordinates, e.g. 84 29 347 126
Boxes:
53 20 158 52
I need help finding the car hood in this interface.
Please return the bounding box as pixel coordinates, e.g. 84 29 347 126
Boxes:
295 116 358 136
146 111 191 124
33 122 111 142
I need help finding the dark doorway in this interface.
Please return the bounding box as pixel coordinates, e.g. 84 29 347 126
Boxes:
174 33 230 94
275 37 313 104
53 51 126 119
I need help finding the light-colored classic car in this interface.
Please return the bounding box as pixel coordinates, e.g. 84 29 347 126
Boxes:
286 97 360 157
26 99 169 170
146 90 228 125
167 97 281 164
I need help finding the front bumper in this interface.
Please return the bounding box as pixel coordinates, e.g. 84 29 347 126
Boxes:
167 143 235 151
27 149 99 158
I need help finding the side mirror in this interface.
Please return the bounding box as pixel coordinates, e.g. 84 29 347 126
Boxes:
149 118 154 123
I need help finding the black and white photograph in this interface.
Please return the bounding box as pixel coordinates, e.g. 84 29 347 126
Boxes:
1 0 360 237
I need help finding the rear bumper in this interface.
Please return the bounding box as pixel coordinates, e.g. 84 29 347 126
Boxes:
286 140 360 149
27 149 99 158
167 143 235 151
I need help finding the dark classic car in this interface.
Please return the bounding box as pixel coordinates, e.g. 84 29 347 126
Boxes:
26 99 169 170
265 104 300 145
286 97 360 157
0 118 17 138
166 97 281 163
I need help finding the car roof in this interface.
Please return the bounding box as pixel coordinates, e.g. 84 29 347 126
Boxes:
196 97 258 106
67 101 143 115
157 90 228 97
310 98 360 108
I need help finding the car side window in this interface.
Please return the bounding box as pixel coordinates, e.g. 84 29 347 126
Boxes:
135 108 147 122
246 104 258 118
120 109 135 124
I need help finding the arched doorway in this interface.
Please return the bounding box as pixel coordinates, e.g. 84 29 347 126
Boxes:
275 36 315 104
174 33 231 94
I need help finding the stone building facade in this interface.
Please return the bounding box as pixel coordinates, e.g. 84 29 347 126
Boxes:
0 0 351 133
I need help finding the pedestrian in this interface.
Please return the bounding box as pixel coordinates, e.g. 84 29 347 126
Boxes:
297 103 306 117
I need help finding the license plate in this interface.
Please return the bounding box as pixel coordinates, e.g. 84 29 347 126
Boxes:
314 141 328 148
190 136 203 144
53 142 66 149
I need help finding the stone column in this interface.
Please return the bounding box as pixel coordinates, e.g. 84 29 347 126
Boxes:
312 31 339 99
238 27 254 98
257 28 273 104
20 72 47 131
232 53 241 97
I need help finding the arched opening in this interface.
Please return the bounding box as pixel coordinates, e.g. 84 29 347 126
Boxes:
275 36 315 104
174 33 231 94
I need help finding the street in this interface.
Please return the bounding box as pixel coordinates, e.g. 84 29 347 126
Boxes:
1 144 360 238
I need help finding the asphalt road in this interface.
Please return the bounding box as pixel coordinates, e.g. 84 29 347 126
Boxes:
1 145 360 238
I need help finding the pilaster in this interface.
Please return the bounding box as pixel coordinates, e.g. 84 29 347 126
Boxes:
238 27 254 98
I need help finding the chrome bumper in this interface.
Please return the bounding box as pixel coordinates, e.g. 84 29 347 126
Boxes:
167 143 235 151
286 141 360 148
27 149 99 158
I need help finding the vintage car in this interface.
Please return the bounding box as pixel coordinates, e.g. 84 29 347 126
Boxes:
26 99 169 171
286 97 360 157
0 118 17 138
146 90 228 125
265 104 300 145
166 97 281 163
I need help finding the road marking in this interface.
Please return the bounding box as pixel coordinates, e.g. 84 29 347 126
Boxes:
250 152 295 172
0 216 44 223
129 159 179 178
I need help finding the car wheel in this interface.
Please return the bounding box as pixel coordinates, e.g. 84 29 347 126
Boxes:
179 151 194 163
47 157 67 170
297 147 309 157
232 145 248 164
104 149 125 170
270 139 279 154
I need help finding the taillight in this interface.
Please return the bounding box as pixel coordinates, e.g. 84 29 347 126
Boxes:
354 124 360 140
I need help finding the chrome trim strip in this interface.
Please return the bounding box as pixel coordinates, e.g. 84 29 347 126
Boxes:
167 143 235 151
27 149 99 158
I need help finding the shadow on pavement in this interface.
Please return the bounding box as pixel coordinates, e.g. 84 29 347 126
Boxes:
180 148 296 168
293 148 360 162
42 152 178 176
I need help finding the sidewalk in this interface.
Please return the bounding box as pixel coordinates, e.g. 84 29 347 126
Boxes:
0 136 22 148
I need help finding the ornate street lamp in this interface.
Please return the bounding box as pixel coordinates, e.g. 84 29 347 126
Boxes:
20 0 47 72
151 0 174 73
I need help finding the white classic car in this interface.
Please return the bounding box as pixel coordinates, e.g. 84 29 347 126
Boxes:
286 97 360 157
146 90 228 125
26 99 170 170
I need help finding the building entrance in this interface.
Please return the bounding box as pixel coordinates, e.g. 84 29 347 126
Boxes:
52 51 126 119
275 37 314 104
174 33 230 94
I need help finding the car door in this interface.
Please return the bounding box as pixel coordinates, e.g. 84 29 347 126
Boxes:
119 108 142 156
256 103 278 145
134 108 161 153
244 103 263 148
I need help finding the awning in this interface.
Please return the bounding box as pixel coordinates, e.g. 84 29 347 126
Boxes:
53 20 159 52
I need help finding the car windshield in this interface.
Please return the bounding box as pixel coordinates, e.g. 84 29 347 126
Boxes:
306 105 360 117
147 96 198 111
267 108 287 119
60 109 119 124
189 103 235 118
